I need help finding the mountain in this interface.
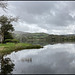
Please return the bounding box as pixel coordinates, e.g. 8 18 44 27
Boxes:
13 31 28 34
12 31 49 43
12 31 75 44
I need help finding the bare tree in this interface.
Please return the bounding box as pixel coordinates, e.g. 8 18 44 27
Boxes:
0 1 8 11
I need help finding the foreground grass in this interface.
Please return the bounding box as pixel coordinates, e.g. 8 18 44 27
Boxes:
0 43 43 54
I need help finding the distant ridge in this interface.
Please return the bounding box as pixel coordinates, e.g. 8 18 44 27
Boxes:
12 31 29 35
12 31 75 36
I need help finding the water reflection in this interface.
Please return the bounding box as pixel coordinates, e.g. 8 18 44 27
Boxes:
0 56 15 74
23 40 75 46
2 43 75 74
24 40 49 46
21 58 32 63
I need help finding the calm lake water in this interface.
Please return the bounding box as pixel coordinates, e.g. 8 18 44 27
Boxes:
1 43 75 74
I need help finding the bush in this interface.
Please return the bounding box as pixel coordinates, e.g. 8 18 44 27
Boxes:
4 39 19 43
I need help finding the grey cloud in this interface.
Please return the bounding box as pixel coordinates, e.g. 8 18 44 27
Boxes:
6 1 75 34
8 1 58 24
8 1 57 15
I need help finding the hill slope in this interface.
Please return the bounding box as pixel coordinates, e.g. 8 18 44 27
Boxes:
12 31 49 42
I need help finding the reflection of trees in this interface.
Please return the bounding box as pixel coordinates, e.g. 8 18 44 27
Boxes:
24 40 49 46
0 55 15 74
21 58 32 63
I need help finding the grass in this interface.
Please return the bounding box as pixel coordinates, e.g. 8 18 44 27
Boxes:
0 43 43 54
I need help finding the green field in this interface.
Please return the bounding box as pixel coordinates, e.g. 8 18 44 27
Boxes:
0 43 43 54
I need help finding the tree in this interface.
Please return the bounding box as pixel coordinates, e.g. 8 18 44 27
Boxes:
1 57 15 74
0 15 18 43
0 54 15 74
0 1 7 11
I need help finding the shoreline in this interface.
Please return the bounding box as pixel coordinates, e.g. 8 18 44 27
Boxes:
0 43 43 54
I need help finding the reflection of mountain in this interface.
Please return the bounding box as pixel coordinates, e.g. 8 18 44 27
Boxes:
0 54 15 74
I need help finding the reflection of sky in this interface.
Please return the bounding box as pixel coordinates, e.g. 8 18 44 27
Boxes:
4 43 75 74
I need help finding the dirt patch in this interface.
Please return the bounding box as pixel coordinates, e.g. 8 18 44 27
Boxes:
0 46 5 50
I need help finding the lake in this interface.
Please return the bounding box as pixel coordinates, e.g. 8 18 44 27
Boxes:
1 43 75 74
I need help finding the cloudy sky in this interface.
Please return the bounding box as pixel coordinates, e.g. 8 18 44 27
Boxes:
0 1 75 35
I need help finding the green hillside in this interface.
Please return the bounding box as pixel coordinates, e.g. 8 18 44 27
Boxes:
12 31 49 43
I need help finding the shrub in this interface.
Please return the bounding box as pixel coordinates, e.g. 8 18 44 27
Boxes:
11 39 19 43
4 39 19 43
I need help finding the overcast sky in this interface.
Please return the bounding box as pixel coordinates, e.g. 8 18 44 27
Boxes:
0 1 75 35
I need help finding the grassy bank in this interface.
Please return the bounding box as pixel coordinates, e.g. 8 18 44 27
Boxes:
0 43 43 54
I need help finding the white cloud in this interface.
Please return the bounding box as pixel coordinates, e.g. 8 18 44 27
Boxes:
1 1 75 34
13 20 48 33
